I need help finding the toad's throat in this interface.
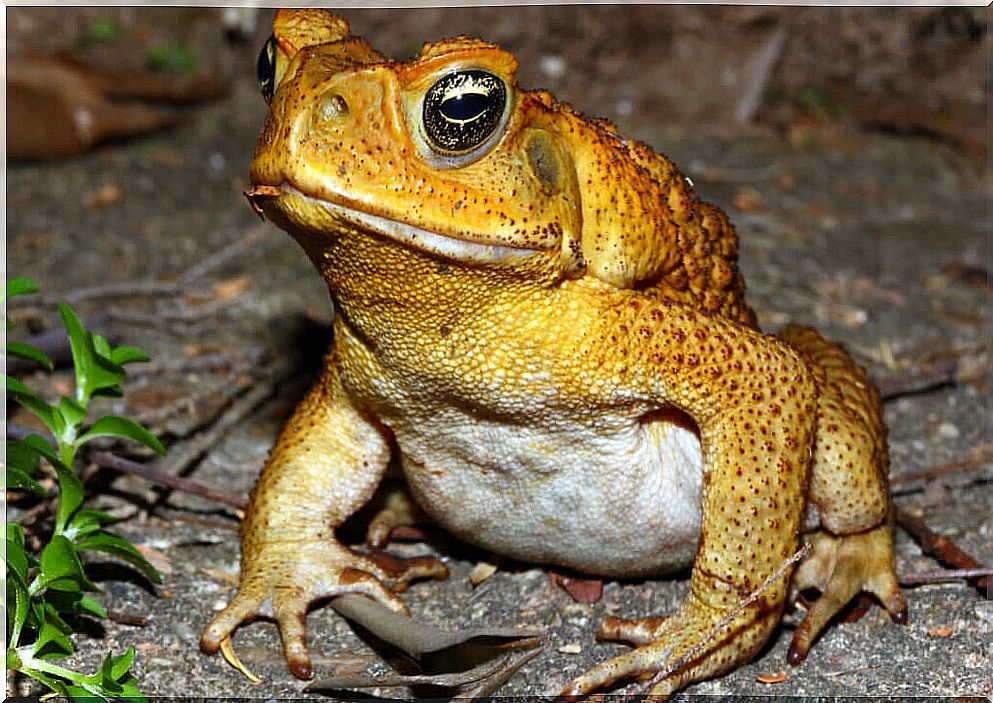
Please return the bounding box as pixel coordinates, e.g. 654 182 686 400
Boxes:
261 184 542 265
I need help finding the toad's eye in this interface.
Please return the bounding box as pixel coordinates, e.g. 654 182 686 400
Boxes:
257 34 277 104
422 70 507 155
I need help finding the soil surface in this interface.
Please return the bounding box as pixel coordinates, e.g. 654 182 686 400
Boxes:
6 7 991 701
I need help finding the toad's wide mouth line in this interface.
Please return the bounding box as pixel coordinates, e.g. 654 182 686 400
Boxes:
247 183 542 265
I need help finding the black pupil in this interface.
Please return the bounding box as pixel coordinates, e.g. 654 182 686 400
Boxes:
257 35 276 104
440 92 490 122
422 70 506 155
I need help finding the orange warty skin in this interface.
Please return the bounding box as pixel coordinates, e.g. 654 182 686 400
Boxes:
201 10 907 696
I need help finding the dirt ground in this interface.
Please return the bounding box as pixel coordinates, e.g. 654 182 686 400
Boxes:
6 6 991 700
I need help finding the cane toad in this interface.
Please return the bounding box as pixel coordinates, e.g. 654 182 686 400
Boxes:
201 9 907 696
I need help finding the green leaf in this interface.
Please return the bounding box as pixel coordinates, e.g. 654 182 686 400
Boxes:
63 509 118 542
7 521 26 547
6 437 48 494
52 463 85 536
6 465 46 495
76 531 161 584
57 396 88 429
85 17 117 43
7 437 41 472
5 339 54 370
7 577 31 648
23 433 66 470
72 509 119 528
36 534 98 593
6 528 30 582
6 376 64 439
33 617 75 658
78 416 165 456
92 333 113 360
46 588 107 619
78 594 108 619
146 44 198 75
16 663 64 693
5 276 38 300
108 647 136 680
110 344 150 366
59 303 126 404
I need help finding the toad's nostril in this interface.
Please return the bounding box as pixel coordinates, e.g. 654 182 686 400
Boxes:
317 92 349 121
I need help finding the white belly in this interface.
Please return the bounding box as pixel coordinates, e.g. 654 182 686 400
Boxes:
393 407 704 578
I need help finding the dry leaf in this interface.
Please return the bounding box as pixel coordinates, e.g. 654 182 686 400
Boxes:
557 643 582 655
183 343 216 356
88 184 123 209
733 186 765 213
756 670 787 684
549 571 604 604
470 561 499 585
202 567 239 587
135 544 173 576
212 276 251 301
927 625 954 638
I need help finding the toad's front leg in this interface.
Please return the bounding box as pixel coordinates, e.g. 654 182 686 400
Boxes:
199 353 446 679
562 303 818 697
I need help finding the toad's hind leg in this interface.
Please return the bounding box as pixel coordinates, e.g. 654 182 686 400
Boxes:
777 324 908 663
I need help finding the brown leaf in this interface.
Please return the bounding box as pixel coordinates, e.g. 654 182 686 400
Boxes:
212 276 251 301
202 567 239 587
469 561 499 586
756 670 788 684
943 261 993 291
927 625 954 638
88 184 123 209
733 186 765 213
134 544 173 576
549 571 604 603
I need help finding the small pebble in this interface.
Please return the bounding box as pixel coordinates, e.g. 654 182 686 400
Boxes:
539 54 567 79
558 643 582 654
936 422 960 439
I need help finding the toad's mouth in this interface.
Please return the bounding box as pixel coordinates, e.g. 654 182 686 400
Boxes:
246 183 541 266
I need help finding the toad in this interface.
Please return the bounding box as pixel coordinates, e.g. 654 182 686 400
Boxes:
200 9 907 696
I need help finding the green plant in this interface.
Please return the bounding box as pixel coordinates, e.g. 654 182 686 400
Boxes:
145 45 198 76
5 276 164 701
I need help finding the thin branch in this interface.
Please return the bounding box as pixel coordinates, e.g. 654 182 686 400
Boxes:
128 347 265 377
8 281 181 308
894 506 991 597
638 543 811 695
877 364 958 401
159 356 295 480
105 610 149 627
736 20 787 125
88 450 247 509
900 568 993 586
179 225 265 283
891 451 993 486
7 224 269 309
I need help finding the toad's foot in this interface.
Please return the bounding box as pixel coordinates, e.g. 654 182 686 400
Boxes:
365 487 428 549
788 523 907 664
199 540 447 679
559 593 779 699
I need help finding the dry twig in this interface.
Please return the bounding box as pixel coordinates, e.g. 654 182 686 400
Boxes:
891 444 993 485
899 568 993 586
637 543 811 696
88 450 247 509
302 593 545 697
895 506 991 597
